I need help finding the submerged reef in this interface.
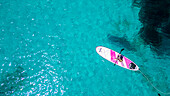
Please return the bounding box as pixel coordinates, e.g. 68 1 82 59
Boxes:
0 66 28 95
132 0 170 54
107 34 137 51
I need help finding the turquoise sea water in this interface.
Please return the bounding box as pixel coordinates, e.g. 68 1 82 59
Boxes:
0 0 170 96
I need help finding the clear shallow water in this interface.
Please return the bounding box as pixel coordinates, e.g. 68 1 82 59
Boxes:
0 0 170 96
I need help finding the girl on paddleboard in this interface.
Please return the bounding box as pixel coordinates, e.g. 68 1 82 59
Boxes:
117 54 123 62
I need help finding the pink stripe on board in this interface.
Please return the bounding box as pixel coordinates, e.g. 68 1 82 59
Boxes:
124 57 130 69
110 50 116 62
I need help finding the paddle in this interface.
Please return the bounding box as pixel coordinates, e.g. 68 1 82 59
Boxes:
119 48 124 54
114 48 124 66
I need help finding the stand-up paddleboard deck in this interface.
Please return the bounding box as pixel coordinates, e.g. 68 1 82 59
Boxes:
96 46 139 71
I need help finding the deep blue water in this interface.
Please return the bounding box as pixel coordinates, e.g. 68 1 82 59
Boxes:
0 0 170 96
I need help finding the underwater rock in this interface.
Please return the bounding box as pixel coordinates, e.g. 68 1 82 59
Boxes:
138 0 169 27
132 0 170 55
0 66 27 95
107 34 136 51
139 25 162 47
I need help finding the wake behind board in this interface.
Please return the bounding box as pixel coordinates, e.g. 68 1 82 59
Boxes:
96 46 139 71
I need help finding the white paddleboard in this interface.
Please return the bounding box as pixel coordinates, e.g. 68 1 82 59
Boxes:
96 46 139 71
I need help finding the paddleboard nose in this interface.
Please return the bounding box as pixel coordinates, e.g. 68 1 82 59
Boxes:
96 46 102 53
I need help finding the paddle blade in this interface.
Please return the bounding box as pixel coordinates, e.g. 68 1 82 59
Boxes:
121 48 124 51
120 48 124 54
